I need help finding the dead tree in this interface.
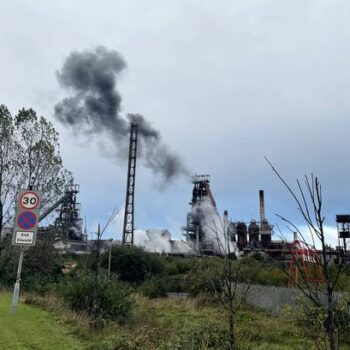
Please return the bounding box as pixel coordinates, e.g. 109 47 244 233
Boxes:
266 158 347 350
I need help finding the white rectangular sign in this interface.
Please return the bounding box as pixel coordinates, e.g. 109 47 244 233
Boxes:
13 231 35 246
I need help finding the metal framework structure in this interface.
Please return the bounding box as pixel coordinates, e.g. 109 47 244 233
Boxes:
288 240 324 287
54 184 83 241
190 174 217 208
184 174 218 254
122 123 138 245
336 214 350 252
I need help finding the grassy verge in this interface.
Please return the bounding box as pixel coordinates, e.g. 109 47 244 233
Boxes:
24 292 316 350
7 290 350 350
0 292 85 350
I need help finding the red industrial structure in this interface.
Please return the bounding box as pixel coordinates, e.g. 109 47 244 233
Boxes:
288 239 324 287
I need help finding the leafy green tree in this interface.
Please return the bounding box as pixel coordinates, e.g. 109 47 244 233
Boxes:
0 105 72 233
0 105 21 233
0 105 73 290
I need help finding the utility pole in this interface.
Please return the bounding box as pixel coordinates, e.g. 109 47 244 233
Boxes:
108 238 113 280
122 123 138 246
93 223 101 320
223 210 229 254
96 223 101 274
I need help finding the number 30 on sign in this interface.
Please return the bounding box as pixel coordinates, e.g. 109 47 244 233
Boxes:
19 191 40 210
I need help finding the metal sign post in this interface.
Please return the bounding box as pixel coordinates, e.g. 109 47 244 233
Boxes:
11 189 41 314
11 246 25 314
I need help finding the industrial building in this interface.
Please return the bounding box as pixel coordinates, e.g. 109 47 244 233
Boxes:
183 174 277 257
1 123 349 262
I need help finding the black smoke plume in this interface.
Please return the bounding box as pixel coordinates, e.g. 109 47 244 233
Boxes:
54 46 187 181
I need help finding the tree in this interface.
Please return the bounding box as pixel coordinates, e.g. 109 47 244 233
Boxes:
0 105 21 233
266 158 349 350
199 210 253 350
0 105 72 234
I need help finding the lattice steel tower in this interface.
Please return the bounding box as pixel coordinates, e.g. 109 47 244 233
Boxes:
122 123 138 245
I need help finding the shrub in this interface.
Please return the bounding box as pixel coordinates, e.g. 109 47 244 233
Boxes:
60 270 132 323
238 257 288 286
139 276 167 298
0 235 63 290
163 257 194 276
284 297 350 347
100 246 164 284
163 276 192 293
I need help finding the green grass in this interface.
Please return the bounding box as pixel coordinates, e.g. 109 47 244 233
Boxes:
0 292 84 350
26 293 315 349
2 291 349 350
131 296 313 349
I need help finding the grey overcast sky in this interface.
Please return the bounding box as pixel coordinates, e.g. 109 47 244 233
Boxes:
1 0 350 244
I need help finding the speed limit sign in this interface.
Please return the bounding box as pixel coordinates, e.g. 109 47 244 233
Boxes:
19 191 40 210
13 189 41 247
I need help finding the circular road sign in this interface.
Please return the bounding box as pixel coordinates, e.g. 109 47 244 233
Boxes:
17 211 38 230
19 191 40 210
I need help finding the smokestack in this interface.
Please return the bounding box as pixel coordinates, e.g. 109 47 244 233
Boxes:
259 190 265 222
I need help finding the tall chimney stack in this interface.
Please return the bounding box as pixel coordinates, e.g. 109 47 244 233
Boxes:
259 190 265 222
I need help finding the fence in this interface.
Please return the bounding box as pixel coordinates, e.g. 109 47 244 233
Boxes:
242 284 346 314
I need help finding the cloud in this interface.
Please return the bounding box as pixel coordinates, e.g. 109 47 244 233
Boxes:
1 1 350 234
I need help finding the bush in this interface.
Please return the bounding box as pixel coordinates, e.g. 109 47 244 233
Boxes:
284 297 350 347
163 257 194 276
21 275 62 295
100 246 164 284
238 257 288 286
0 235 63 290
139 276 167 298
60 270 132 323
163 276 192 293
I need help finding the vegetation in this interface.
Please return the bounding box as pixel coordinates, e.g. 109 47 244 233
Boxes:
196 211 252 349
0 293 84 350
0 233 63 294
61 270 132 322
1 240 350 349
0 234 63 292
23 292 319 350
100 245 166 284
285 298 350 349
267 159 350 350
0 104 72 234
138 275 167 298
